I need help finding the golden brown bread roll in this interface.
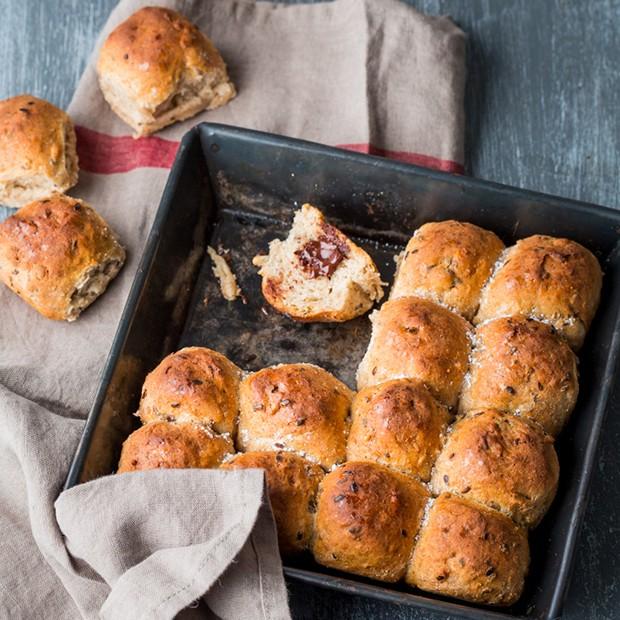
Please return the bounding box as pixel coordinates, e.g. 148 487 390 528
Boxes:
431 410 559 527
253 204 384 322
390 221 505 320
406 493 530 606
237 363 353 469
356 297 473 408
221 451 324 555
0 193 125 320
347 379 450 481
313 461 429 582
0 95 78 208
475 235 602 350
117 421 233 472
460 316 579 436
97 7 236 137
138 347 242 436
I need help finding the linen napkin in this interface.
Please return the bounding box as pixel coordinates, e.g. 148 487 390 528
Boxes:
0 1 466 618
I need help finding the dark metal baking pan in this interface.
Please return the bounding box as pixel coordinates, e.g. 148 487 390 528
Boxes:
64 123 620 620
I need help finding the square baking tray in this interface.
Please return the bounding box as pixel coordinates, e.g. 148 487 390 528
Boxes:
64 123 620 620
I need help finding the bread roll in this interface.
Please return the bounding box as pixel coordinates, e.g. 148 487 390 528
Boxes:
390 221 504 320
460 316 578 436
237 363 353 469
138 347 242 436
0 95 78 208
97 7 235 137
117 421 233 472
347 379 450 481
431 410 559 527
313 461 429 582
221 451 324 555
253 204 384 322
475 235 602 350
0 193 125 320
406 494 530 606
356 297 472 408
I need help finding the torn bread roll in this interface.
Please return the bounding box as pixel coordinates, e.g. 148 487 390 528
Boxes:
97 7 236 137
117 421 233 472
137 347 242 436
0 193 125 320
475 235 602 350
0 95 78 208
356 297 473 408
312 461 429 582
237 363 353 469
221 451 324 555
253 204 384 322
390 220 504 320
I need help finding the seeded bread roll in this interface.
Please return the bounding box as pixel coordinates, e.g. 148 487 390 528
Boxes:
356 297 473 408
0 95 78 208
390 221 505 320
475 235 602 350
431 410 559 528
221 451 324 555
97 7 236 137
237 363 353 469
406 494 530 606
0 193 125 320
138 347 242 436
253 204 384 322
460 317 579 436
117 421 233 472
313 461 429 582
347 379 450 481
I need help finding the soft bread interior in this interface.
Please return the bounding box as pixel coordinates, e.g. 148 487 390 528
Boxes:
256 205 383 320
67 255 125 320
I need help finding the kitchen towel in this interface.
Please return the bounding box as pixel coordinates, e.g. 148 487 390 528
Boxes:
0 0 466 618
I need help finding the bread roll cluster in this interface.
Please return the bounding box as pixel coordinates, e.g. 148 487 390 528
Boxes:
118 219 602 607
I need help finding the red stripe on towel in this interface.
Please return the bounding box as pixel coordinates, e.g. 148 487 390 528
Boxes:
75 126 464 175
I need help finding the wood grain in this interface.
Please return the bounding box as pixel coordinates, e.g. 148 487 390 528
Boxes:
0 1 619 618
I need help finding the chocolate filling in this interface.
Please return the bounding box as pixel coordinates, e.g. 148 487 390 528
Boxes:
295 227 349 278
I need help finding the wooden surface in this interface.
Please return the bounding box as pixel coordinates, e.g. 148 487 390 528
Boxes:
0 0 619 618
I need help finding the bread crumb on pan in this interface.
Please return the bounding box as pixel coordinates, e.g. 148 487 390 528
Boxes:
207 245 241 301
254 203 384 322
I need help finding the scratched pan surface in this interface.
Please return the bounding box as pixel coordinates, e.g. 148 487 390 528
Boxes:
65 124 620 620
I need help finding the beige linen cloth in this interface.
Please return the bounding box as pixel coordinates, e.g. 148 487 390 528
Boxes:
0 1 466 618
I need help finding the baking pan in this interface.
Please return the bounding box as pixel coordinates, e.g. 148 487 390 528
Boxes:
64 123 620 620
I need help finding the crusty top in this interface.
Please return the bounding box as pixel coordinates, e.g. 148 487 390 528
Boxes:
406 493 530 606
117 421 233 472
313 461 429 582
460 316 579 436
431 410 559 528
138 346 242 436
390 221 505 320
0 95 77 189
475 235 602 350
97 7 229 111
237 363 353 469
221 450 324 555
0 193 125 321
356 297 473 408
347 378 450 481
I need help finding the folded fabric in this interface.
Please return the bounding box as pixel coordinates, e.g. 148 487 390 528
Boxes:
0 1 466 618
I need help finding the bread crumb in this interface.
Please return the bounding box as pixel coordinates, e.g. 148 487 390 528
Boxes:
207 245 241 301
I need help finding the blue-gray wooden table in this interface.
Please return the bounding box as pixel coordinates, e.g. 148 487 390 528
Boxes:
1 1 618 618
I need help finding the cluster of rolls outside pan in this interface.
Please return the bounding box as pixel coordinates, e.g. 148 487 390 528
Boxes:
117 219 602 607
